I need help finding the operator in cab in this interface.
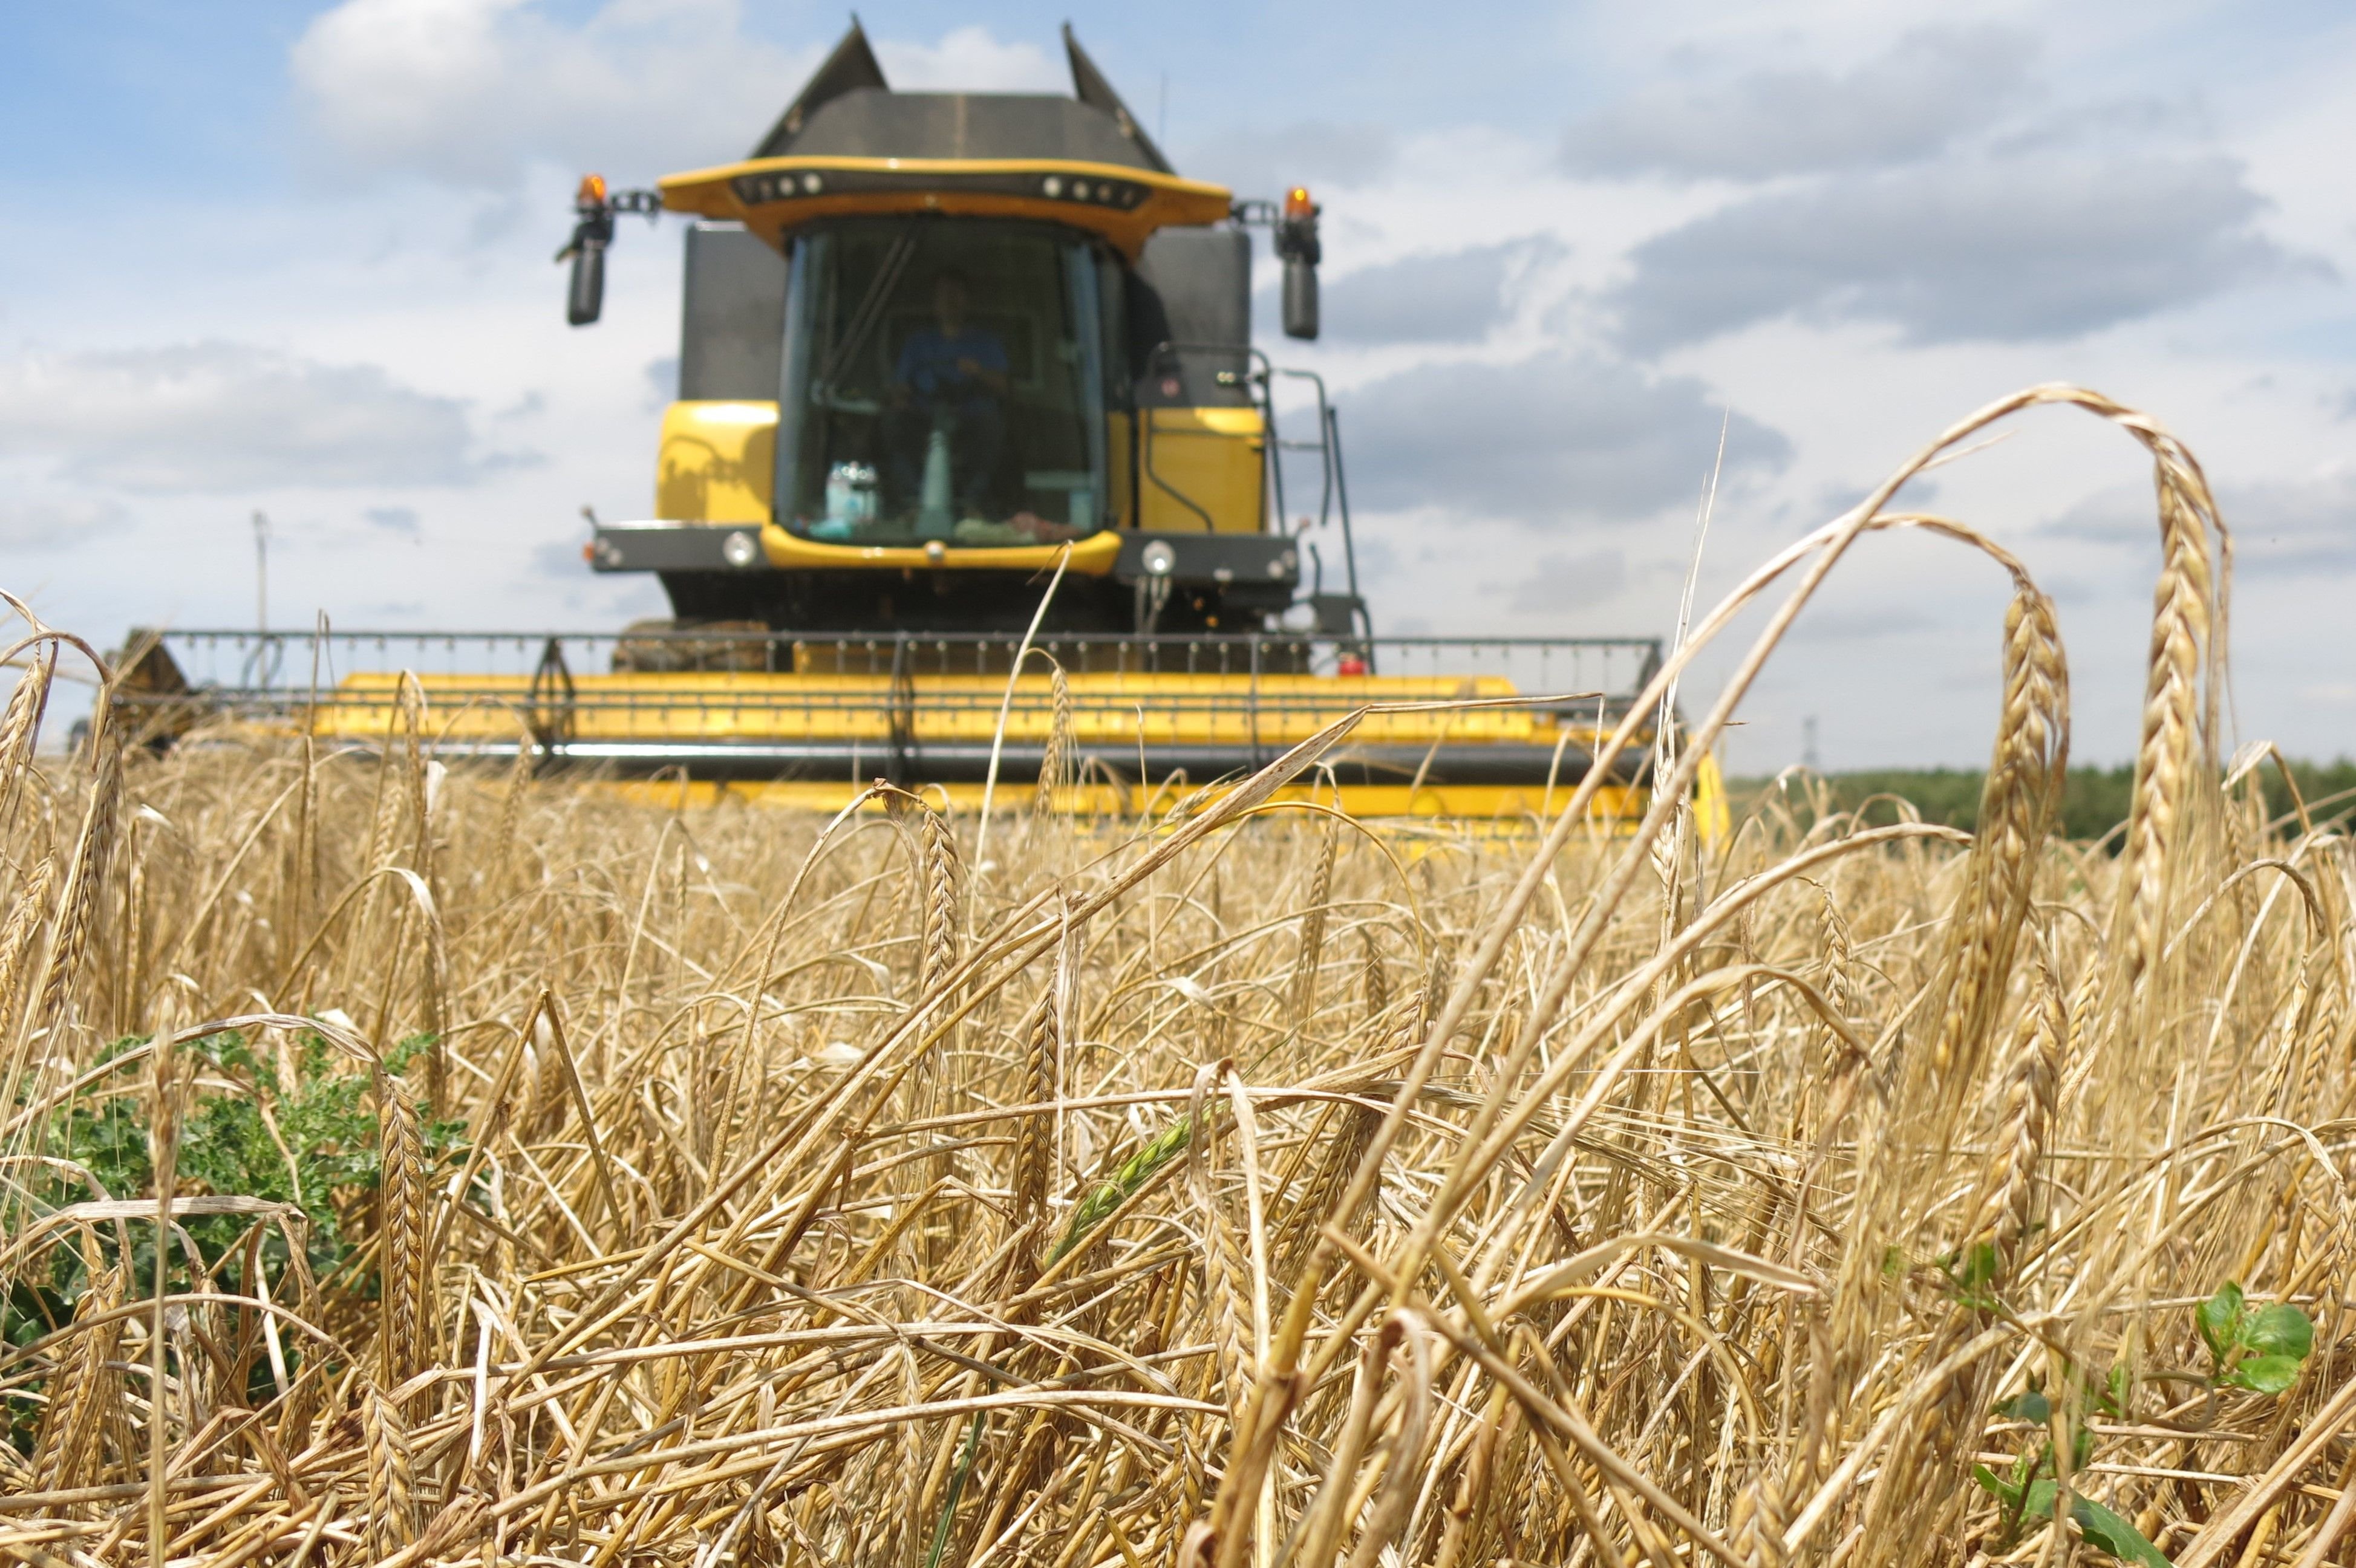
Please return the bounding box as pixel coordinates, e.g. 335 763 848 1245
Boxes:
884 268 1010 522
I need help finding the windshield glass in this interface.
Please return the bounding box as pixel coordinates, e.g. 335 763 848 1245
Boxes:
779 218 1108 547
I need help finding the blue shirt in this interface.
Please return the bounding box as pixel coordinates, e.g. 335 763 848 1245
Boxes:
895 324 1008 401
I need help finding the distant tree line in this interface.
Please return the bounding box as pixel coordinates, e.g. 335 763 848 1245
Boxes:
1724 760 2356 844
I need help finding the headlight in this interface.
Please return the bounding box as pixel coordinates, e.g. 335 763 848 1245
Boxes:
722 530 760 568
1141 539 1176 577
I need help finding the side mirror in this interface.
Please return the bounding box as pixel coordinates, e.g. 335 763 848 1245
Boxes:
1282 258 1319 342
556 173 618 328
567 237 607 327
1274 186 1322 342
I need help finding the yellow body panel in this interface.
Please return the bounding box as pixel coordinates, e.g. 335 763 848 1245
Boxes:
656 402 777 521
757 523 1123 576
1138 406 1265 533
607 777 1650 824
659 157 1234 260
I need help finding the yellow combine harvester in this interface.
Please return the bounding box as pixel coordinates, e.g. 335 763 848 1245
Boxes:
121 24 1683 821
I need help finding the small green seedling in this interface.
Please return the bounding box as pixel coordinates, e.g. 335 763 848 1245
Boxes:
1937 1239 2004 1312
2196 1281 2313 1395
1974 1370 2168 1566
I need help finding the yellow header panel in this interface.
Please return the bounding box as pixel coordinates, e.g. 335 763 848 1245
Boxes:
759 522 1123 577
660 157 1234 259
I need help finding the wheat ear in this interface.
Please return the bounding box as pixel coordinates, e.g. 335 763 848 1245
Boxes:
365 1385 421 1557
2116 435 2223 986
918 805 963 998
32 1251 124 1498
1033 659 1072 819
0 854 58 1107
1929 582 2069 1089
30 720 122 1048
377 1071 433 1397
1008 985 1057 1277
1290 822 1337 1029
0 647 56 831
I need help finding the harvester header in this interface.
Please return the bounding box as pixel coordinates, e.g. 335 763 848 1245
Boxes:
118 22 1688 822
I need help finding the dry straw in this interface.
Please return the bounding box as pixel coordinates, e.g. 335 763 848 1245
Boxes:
1 386 2347 1568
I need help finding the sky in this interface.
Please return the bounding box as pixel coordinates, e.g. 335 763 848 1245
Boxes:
4 0 2354 772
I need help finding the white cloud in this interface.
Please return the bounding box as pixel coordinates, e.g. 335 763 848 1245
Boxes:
875 26 1060 93
1561 25 2037 182
0 495 134 551
291 0 816 187
0 343 497 492
1607 143 2292 350
1183 121 1400 198
291 1 1062 190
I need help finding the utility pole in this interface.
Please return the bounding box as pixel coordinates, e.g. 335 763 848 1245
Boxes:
253 511 270 633
1801 714 1820 772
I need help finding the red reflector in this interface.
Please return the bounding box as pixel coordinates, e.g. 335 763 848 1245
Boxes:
1337 654 1368 677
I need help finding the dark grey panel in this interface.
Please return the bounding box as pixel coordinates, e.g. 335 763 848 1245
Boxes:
679 224 786 402
590 521 765 573
1114 531 1297 587
1062 24 1173 173
777 89 1158 169
1130 227 1253 407
751 22 889 157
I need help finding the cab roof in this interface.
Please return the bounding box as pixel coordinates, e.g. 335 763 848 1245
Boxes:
751 21 1174 172
657 22 1233 259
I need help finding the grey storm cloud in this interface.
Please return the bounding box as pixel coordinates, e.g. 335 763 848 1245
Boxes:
0 343 492 493
1606 145 2292 350
1182 122 1398 201
1307 238 1561 346
2050 475 2356 576
1337 353 1789 524
1559 26 2035 183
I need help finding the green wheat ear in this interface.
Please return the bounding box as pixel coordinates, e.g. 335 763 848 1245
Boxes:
1048 1108 1199 1263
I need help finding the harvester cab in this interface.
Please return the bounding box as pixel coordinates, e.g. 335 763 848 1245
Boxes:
567 22 1354 646
113 24 1689 822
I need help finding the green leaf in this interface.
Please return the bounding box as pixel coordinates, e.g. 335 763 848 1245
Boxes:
2240 1303 2313 1363
1974 1463 2025 1509
2197 1282 2244 1364
2070 1496 2172 1566
1995 1389 2052 1425
2098 1362 2131 1419
2222 1355 2303 1395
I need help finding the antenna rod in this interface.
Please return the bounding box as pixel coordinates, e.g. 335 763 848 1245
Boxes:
253 510 270 634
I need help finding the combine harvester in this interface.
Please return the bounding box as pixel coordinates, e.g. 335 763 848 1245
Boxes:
124 25 1695 822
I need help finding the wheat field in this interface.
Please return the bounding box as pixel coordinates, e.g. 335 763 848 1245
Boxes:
1 385 2351 1567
